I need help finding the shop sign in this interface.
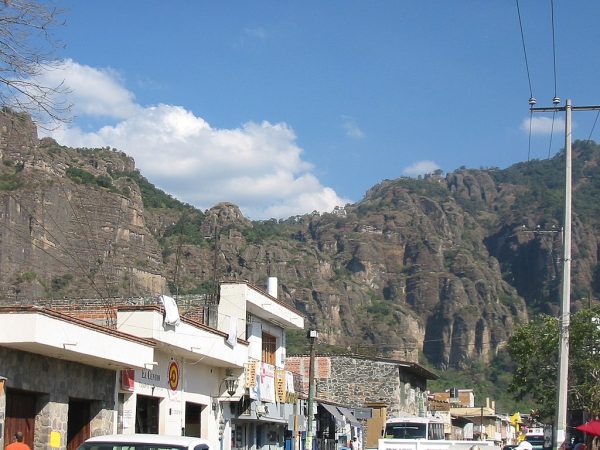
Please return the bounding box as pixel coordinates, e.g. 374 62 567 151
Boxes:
168 360 179 391
260 363 275 403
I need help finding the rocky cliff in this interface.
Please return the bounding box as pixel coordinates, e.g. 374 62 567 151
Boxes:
0 111 166 300
1 111 599 371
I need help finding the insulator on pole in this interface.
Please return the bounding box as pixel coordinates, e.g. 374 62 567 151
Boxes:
553 96 561 105
529 96 537 106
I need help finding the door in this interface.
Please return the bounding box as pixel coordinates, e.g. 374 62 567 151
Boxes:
67 399 90 450
135 395 159 434
365 403 387 450
5 390 36 450
184 402 203 437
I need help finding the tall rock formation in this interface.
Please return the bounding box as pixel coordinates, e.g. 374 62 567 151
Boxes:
1 111 599 371
0 110 166 299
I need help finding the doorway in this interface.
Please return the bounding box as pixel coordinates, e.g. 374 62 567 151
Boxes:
5 390 36 450
135 395 159 434
67 399 91 450
184 402 203 437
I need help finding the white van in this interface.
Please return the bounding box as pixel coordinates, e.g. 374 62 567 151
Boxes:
78 434 213 450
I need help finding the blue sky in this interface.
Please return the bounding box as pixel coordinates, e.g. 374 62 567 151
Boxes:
33 1 600 219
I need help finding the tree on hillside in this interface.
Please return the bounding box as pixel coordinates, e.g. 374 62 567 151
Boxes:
507 308 600 419
0 0 70 127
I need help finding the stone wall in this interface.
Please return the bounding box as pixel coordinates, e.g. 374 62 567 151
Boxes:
287 355 429 417
0 347 116 450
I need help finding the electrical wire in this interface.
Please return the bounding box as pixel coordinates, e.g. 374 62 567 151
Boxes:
516 0 536 162
586 111 600 145
53 177 114 300
7 193 105 292
550 0 558 100
546 0 559 159
547 111 556 158
516 0 534 100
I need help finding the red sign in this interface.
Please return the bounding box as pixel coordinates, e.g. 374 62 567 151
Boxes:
121 369 135 391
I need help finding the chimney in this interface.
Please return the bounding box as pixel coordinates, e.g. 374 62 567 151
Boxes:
268 277 278 298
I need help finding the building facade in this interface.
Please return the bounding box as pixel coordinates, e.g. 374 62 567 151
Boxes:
0 279 305 450
286 354 438 450
0 307 154 450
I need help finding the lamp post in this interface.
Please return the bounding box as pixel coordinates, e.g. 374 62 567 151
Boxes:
305 330 318 450
223 370 239 397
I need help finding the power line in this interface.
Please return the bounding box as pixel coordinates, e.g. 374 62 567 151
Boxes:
516 0 537 162
586 111 600 144
515 0 534 101
550 0 558 101
545 0 560 159
7 193 102 286
547 111 557 158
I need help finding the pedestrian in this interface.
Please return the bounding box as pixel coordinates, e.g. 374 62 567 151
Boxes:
350 437 360 450
6 432 30 450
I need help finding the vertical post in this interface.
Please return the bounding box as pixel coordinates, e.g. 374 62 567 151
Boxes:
294 414 299 450
480 406 484 441
305 330 318 450
554 98 572 450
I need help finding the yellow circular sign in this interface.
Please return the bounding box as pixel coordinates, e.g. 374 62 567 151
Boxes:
168 361 179 390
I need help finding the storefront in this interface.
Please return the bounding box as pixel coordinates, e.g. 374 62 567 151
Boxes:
117 351 219 439
227 361 301 450
316 403 364 450
0 307 154 450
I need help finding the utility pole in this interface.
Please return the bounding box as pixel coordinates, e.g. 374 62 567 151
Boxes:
305 330 318 450
529 98 600 450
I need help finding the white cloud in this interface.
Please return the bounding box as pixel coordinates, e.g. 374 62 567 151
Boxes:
40 61 350 220
38 59 139 119
341 116 365 140
402 160 441 177
520 116 566 135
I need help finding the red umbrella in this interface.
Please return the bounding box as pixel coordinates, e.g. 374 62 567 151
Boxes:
576 421 600 437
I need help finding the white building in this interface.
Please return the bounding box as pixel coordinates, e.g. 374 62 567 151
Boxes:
0 279 305 450
217 280 305 450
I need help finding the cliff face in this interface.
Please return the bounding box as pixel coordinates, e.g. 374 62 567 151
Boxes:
172 185 528 369
0 111 166 299
2 111 599 370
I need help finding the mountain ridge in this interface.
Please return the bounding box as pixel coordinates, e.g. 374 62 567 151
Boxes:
1 110 598 376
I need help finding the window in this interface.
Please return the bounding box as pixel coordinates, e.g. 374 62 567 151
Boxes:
384 423 426 439
262 332 276 365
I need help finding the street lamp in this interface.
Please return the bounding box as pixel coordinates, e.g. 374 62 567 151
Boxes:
223 369 239 397
305 330 318 450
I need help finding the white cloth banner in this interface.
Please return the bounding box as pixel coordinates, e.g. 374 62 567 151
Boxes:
227 318 237 347
159 294 180 326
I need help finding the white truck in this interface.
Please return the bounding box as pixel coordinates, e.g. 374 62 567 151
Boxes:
378 416 501 450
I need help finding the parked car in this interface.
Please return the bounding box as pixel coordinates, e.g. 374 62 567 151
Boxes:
78 434 213 450
525 436 546 450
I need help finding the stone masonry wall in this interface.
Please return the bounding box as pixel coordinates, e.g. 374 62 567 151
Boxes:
287 355 428 418
0 347 116 450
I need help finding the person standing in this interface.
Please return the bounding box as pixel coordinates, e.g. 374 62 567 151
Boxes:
6 432 31 450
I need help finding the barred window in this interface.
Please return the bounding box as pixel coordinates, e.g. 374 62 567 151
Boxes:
262 332 277 365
